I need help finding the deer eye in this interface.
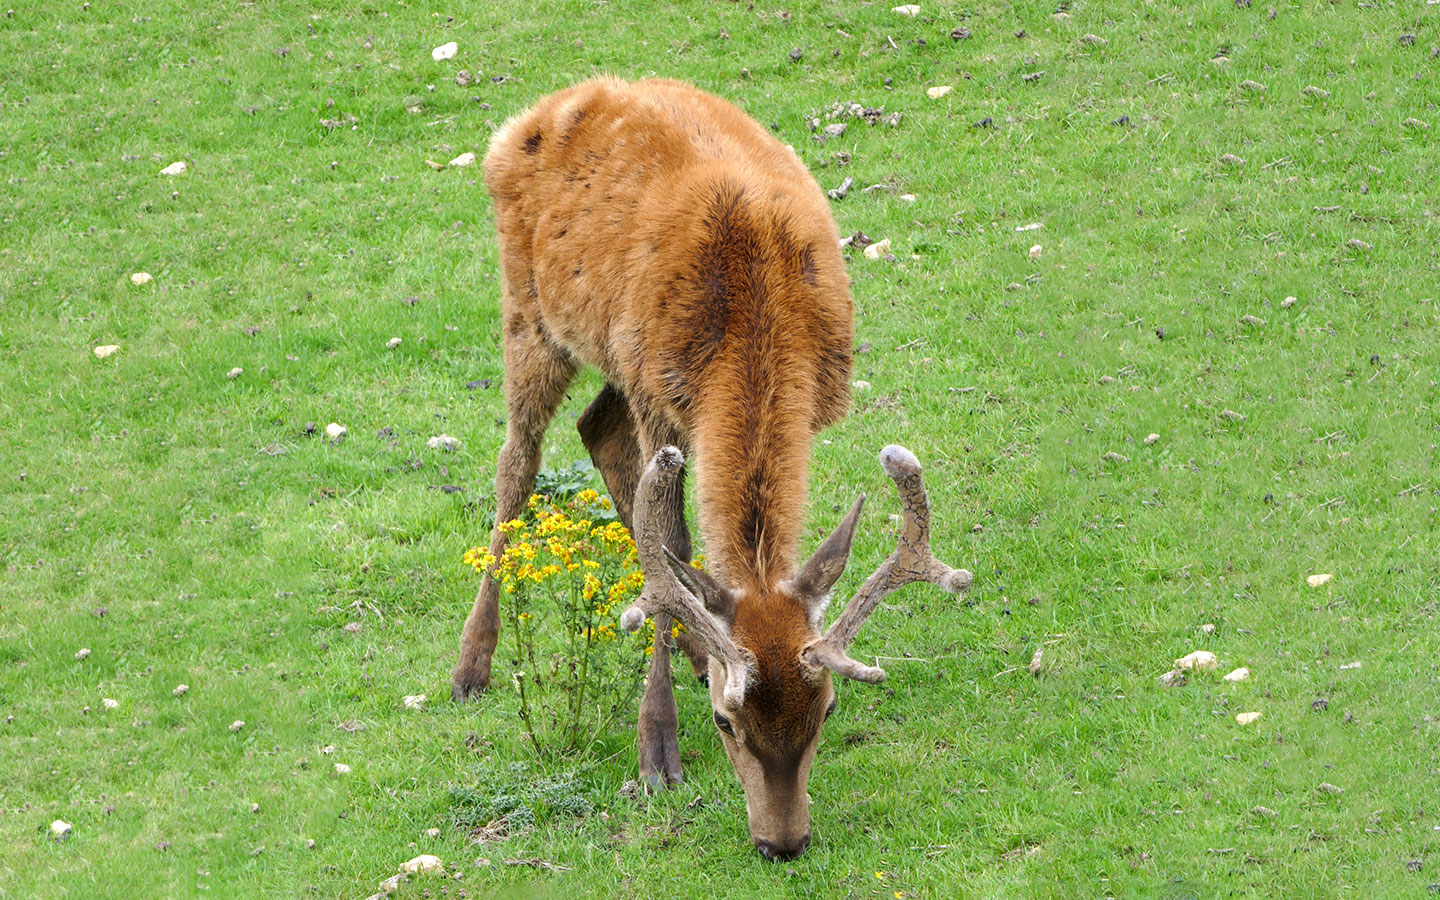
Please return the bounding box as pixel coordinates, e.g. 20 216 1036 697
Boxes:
713 711 735 736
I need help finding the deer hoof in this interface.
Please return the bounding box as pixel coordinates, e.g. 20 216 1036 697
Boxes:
450 664 491 701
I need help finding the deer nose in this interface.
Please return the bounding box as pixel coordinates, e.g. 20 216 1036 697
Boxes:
754 832 810 861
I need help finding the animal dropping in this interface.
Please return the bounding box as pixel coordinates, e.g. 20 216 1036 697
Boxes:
452 78 971 860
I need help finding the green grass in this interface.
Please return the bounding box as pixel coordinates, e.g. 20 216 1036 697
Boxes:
2 0 1438 897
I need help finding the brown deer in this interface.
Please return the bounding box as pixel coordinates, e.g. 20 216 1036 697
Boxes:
453 77 971 860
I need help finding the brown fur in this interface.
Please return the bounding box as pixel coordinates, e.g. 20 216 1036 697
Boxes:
455 77 854 859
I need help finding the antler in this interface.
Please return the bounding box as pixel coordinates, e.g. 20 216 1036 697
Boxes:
619 447 751 707
802 445 972 683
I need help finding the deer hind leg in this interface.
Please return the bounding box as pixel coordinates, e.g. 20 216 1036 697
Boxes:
452 329 576 701
578 386 710 686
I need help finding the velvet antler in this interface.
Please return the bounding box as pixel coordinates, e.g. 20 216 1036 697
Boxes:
802 445 972 682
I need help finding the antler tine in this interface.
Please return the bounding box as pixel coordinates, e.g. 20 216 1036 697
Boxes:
804 445 972 682
619 447 750 707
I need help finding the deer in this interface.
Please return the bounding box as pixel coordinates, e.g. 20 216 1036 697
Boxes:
452 77 971 860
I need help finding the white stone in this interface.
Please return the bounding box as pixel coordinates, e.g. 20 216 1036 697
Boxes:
431 41 458 61
379 874 404 894
424 827 441 838
50 819 72 838
1235 711 1262 725
926 85 952 99
1028 244 1042 260
160 160 187 176
334 762 351 774
892 4 921 14
863 238 891 259
386 337 402 349
1306 573 1332 587
102 697 119 709
130 272 153 285
325 422 347 442
173 683 189 696
1282 296 1297 308
321 744 336 755
403 694 426 709
1340 660 1362 671
426 434 459 451
93 344 120 358
898 193 916 203
1173 650 1218 671
400 854 444 875
851 380 872 391
449 151 476 167
1198 623 1216 634
1223 667 1250 682
1144 433 1160 445
75 647 91 660
226 367 243 379
1158 668 1186 687
229 720 245 732
1016 222 1044 232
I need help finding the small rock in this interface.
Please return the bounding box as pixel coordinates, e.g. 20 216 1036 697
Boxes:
1223 667 1250 682
822 122 847 138
1240 314 1264 326
898 193 916 203
950 27 971 40
1080 33 1107 46
1235 711 1261 725
431 41 458 62
1402 117 1430 131
1219 409 1246 423
1028 244 1042 260
227 367 243 379
386 337 402 350
788 48 803 63
1158 669 1186 687
1302 85 1331 100
862 238 892 260
1016 222 1043 232
307 838 316 849
425 827 441 838
229 720 245 732
1144 433 1160 445
334 763 351 774
1281 295 1297 307
343 622 362 634
400 854 444 875
424 159 446 171
1306 573 1333 587
1174 650 1218 671
75 647 91 660
102 698 119 709
1251 805 1276 818
1345 238 1372 251
827 176 854 200
1101 451 1129 463
1198 623 1216 635
427 434 460 451
892 4 921 14
321 744 336 754
1240 79 1266 93
852 380 872 391
250 802 260 813
160 160 187 176
1219 153 1245 166
325 422 348 443
1028 648 1044 676
173 683 189 697
1211 55 1231 65
1317 782 1343 795
1339 660 1362 671
926 85 953 99
455 70 473 87
379 874 404 894
1311 697 1329 711
449 152 477 167
130 272 153 285
403 694 427 709
93 344 120 358
50 819 72 839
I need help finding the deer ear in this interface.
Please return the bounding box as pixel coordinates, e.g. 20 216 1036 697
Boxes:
662 546 736 621
791 494 865 603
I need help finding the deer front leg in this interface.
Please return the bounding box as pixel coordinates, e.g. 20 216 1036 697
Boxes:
638 612 684 791
453 326 575 700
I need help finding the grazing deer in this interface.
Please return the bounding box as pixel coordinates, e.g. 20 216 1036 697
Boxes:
453 77 971 860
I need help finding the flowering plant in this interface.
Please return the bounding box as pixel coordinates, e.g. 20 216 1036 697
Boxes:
464 489 658 757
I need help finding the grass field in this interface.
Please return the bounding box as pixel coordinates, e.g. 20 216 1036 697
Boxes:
3 1 1439 897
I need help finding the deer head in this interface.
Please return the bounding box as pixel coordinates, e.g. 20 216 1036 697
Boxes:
621 445 972 859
